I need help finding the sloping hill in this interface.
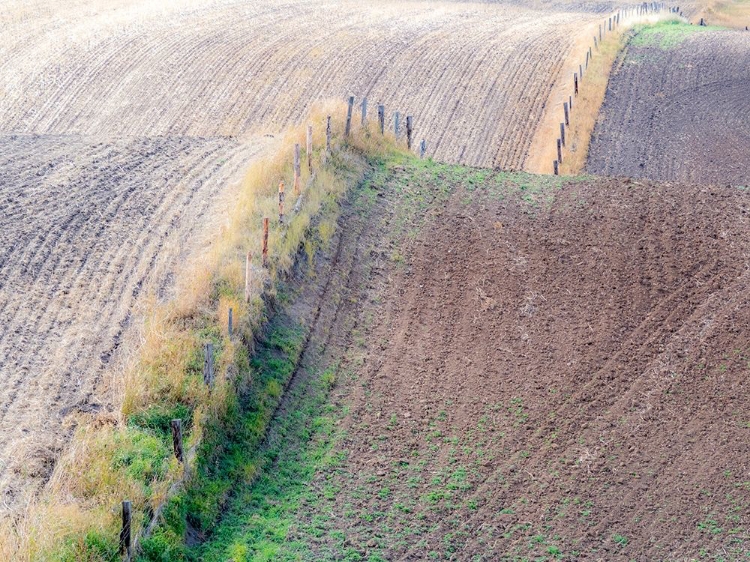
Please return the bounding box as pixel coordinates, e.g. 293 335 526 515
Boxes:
179 156 750 561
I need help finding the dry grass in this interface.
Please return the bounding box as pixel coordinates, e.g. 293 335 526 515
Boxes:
693 0 750 27
0 100 402 562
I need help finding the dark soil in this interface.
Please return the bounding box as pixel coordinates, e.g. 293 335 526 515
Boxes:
586 27 750 186
200 159 750 561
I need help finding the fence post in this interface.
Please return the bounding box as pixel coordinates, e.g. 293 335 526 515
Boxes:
557 138 563 164
378 105 385 134
204 343 214 386
585 51 589 68
171 419 184 463
325 116 331 154
278 180 284 223
594 36 598 50
306 125 313 173
569 95 573 112
563 101 569 126
361 97 367 126
345 96 354 137
553 160 559 175
419 139 426 159
262 217 269 267
560 123 566 147
574 72 579 95
293 144 301 197
245 252 253 302
579 64 583 82
599 23 602 41
228 308 233 337
406 115 413 150
120 501 132 559
609 17 612 31
394 111 400 137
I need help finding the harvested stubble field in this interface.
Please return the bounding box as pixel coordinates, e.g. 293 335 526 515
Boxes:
187 158 750 561
0 0 618 512
586 22 750 185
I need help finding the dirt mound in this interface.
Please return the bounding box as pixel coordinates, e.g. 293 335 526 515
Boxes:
195 161 750 560
586 25 750 186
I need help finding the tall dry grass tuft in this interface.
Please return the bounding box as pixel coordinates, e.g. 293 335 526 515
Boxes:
0 98 404 561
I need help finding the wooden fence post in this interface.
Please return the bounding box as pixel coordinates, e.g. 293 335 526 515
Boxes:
585 51 589 68
599 23 602 41
306 125 313 173
557 138 563 164
574 72 579 95
560 123 566 147
406 115 413 150
120 501 132 559
394 111 400 137
563 101 569 126
204 343 214 386
419 139 426 159
569 95 573 111
171 419 184 463
579 64 583 81
278 180 285 224
378 105 385 134
228 308 233 337
244 252 252 302
553 160 559 175
293 144 301 197
325 116 331 153
594 36 598 50
361 97 367 126
589 46 593 61
609 17 612 31
262 217 269 267
345 96 354 137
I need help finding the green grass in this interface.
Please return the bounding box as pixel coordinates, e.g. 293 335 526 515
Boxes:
631 19 727 48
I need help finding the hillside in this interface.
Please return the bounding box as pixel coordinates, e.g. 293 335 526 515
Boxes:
586 22 750 185
152 155 750 561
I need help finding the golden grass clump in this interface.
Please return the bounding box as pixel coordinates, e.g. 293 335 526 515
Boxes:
0 98 402 561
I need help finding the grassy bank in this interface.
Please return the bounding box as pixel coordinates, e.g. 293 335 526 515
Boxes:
0 103 405 561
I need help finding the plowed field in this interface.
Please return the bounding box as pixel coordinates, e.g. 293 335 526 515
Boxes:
198 160 750 561
0 0 613 512
586 24 750 185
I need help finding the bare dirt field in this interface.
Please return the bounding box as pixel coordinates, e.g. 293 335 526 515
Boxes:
0 0 617 510
586 24 750 185
195 160 750 560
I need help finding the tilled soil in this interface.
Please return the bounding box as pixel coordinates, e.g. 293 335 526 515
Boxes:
286 169 749 560
0 134 264 510
586 28 750 185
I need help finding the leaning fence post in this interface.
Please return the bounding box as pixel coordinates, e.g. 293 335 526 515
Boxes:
563 101 569 126
585 51 589 68
262 217 269 268
553 160 559 175
569 95 573 112
203 343 214 386
419 139 426 159
394 111 400 137
406 115 413 150
345 96 354 137
278 180 285 224
557 138 563 165
120 501 132 559
377 105 385 134
560 123 566 147
228 308 233 337
293 144 301 197
589 46 593 61
244 252 252 302
306 125 313 173
361 97 367 127
171 419 184 463
579 64 583 82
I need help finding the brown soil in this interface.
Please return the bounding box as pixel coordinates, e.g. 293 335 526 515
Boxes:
586 28 750 186
293 169 750 560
